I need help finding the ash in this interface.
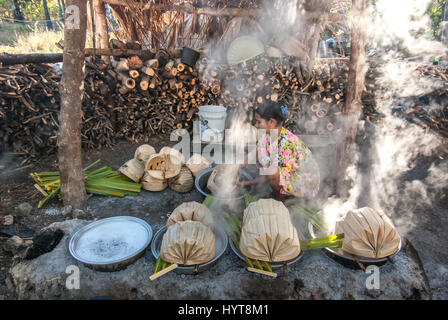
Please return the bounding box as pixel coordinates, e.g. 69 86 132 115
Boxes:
74 220 148 263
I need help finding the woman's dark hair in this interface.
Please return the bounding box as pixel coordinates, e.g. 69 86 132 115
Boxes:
255 102 285 125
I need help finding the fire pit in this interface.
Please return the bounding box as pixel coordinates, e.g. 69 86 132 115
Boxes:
194 167 254 201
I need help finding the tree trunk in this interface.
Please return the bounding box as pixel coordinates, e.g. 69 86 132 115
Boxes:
303 0 330 73
58 0 88 209
93 0 110 63
42 0 53 30
442 0 448 46
336 0 367 198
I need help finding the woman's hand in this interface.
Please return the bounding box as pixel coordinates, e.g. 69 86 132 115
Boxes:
236 180 248 188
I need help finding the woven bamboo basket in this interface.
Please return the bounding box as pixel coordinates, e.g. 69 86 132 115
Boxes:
145 153 182 180
159 146 185 166
134 144 156 166
166 201 214 227
168 166 194 193
243 199 291 224
185 153 211 177
160 220 215 265
206 164 239 196
335 207 401 258
118 158 144 183
239 214 301 262
141 171 168 192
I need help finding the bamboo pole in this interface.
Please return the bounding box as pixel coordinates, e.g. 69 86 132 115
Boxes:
102 0 263 16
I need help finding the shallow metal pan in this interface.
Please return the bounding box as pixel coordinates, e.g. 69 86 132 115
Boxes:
151 225 228 274
69 216 153 272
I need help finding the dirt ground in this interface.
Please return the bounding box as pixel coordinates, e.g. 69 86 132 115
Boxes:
0 132 447 299
0 135 174 299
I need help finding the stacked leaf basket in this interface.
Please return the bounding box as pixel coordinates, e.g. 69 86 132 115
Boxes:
119 145 211 193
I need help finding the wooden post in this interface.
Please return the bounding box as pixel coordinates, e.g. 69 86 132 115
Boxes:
58 0 88 209
441 1 448 47
336 0 367 198
93 0 110 63
303 0 330 76
89 0 96 57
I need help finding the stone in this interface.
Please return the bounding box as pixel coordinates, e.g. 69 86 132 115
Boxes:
43 208 61 216
72 209 92 220
61 205 73 216
8 219 431 300
15 202 33 216
3 236 27 255
2 215 13 226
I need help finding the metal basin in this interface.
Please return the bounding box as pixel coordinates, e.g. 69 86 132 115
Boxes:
69 216 153 272
195 167 253 201
151 225 228 274
307 213 402 268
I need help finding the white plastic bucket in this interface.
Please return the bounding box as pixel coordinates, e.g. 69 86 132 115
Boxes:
198 105 227 142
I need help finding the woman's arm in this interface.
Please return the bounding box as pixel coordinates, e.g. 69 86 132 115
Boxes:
237 175 267 187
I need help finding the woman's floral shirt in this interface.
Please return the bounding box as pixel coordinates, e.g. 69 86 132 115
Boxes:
257 127 320 198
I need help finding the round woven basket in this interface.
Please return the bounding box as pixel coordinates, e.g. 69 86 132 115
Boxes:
159 146 185 166
168 166 194 193
186 153 211 177
118 159 144 183
145 153 182 180
134 144 156 166
141 171 167 191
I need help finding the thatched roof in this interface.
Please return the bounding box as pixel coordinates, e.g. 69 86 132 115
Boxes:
103 0 351 50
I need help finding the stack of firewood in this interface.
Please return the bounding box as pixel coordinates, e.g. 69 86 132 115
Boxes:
0 63 60 164
10 42 446 164
196 55 354 135
106 50 215 142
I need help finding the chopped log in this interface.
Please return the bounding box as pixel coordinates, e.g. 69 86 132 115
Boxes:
110 39 126 50
128 56 143 69
145 58 159 69
0 53 63 65
141 66 155 76
113 58 129 72
140 75 149 91
149 77 157 89
165 60 175 72
129 69 139 78
126 41 142 50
